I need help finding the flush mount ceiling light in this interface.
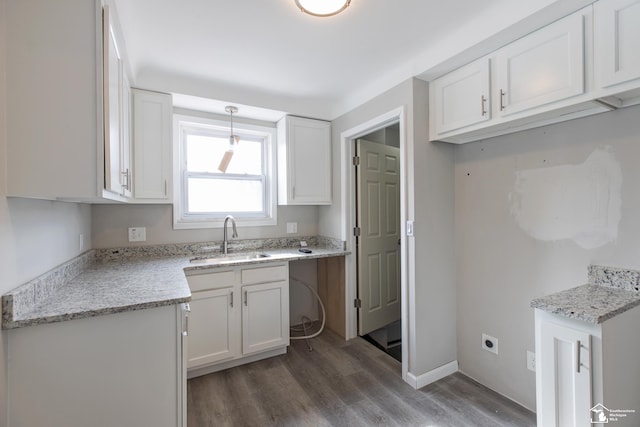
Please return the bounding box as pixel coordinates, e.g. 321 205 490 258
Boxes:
218 105 239 173
295 0 351 17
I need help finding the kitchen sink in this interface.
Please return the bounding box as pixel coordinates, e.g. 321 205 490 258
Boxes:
189 252 271 265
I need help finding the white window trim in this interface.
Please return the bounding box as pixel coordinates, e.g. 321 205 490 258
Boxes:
172 113 277 229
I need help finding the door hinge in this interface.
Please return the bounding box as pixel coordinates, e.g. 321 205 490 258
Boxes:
352 156 360 166
354 298 362 308
353 227 361 237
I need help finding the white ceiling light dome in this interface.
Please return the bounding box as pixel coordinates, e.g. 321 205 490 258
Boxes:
295 0 351 17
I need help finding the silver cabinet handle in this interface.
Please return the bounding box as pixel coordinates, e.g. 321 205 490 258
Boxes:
121 168 130 193
481 95 487 116
244 290 248 306
499 89 506 111
183 303 190 337
230 291 234 307
576 340 581 373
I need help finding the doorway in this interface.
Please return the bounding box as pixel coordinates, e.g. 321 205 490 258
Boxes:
355 126 402 362
339 106 408 381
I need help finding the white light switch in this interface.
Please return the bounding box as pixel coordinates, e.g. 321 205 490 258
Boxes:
128 227 146 242
406 220 414 236
286 222 298 234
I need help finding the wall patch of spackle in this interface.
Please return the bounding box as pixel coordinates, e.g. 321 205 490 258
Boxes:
509 147 622 249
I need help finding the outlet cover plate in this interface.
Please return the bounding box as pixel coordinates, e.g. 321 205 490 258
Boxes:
128 227 146 242
482 333 499 355
527 350 536 372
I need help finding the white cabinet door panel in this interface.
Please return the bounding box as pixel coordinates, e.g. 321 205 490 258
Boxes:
595 0 640 88
242 281 289 355
188 288 240 368
431 58 491 135
539 320 591 427
496 12 585 116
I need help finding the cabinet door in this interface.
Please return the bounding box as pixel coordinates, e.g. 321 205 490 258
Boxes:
132 89 172 201
278 116 332 205
431 58 491 136
539 321 592 427
594 0 640 88
496 11 585 117
187 288 240 368
103 5 125 196
120 74 132 198
242 281 289 355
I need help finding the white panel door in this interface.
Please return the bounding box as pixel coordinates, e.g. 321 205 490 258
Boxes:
242 281 289 355
496 11 585 116
187 288 240 368
431 58 491 136
595 0 640 88
539 320 592 427
356 139 401 335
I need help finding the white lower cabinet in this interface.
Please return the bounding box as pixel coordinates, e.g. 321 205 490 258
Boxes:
186 262 290 375
8 304 187 427
535 308 640 427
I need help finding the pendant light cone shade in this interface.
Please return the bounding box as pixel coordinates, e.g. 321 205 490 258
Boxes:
295 0 350 17
218 106 239 173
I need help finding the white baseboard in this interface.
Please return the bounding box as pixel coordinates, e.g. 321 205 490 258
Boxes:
405 360 459 389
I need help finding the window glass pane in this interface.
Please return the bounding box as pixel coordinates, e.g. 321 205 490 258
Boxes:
187 178 264 213
186 133 263 175
224 139 263 175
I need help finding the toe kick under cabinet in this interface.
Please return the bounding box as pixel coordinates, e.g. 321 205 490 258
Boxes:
186 262 290 377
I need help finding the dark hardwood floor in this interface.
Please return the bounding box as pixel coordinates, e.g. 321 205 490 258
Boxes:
187 331 536 426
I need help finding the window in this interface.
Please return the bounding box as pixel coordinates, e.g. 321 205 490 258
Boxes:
173 114 277 228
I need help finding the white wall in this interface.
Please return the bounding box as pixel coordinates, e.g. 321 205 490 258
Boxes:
455 104 640 411
319 78 456 380
0 3 93 424
91 204 318 248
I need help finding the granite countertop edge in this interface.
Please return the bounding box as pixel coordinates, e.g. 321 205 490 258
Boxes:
3 245 349 330
530 282 640 325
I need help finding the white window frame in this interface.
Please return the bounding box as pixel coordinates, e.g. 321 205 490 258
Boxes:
173 113 277 229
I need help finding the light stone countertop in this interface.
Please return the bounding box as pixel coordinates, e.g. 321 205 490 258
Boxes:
2 243 349 329
530 265 640 324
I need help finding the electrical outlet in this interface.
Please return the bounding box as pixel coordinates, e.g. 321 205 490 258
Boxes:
482 333 499 355
527 350 536 372
286 222 298 234
128 227 146 242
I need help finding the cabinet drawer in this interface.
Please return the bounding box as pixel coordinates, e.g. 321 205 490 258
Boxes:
241 264 288 285
187 270 236 292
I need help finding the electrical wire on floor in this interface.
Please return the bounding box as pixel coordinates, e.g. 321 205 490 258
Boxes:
289 276 326 352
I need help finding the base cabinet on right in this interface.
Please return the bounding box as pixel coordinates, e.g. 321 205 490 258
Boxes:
535 307 640 426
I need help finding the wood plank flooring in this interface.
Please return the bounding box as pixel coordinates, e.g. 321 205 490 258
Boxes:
187 331 536 426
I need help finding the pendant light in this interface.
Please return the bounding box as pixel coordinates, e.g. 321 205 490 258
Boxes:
218 105 239 173
295 0 350 17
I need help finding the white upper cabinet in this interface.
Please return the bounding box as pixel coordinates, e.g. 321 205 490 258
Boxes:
430 58 491 137
132 89 172 202
277 116 332 205
429 6 610 144
5 0 108 200
495 11 585 117
594 0 640 102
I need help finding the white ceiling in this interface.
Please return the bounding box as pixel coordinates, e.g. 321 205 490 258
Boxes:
114 0 592 121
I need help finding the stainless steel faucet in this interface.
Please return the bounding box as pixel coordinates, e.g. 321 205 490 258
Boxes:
222 215 238 254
